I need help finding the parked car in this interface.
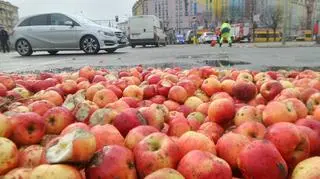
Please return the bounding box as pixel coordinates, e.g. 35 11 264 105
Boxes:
175 34 185 44
128 15 167 48
11 13 128 56
198 32 217 44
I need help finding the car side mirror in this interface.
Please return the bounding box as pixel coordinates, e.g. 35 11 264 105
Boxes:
64 21 74 27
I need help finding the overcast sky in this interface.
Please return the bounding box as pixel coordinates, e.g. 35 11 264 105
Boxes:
7 0 136 22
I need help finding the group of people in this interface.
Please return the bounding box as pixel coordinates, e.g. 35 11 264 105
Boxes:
0 27 10 53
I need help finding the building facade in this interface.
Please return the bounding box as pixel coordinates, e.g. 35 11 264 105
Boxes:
0 0 18 33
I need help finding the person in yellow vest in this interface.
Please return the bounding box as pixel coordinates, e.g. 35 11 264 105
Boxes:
219 20 232 47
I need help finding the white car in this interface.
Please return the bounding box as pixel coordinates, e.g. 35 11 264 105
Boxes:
198 32 217 44
11 13 128 56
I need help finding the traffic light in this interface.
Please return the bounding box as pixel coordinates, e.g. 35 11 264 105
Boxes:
115 16 119 22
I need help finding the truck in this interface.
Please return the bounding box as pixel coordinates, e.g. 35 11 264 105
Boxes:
128 15 167 48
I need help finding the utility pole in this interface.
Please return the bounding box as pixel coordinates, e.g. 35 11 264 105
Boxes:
282 0 288 45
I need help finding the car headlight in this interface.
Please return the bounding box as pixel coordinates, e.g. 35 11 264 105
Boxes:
98 30 115 37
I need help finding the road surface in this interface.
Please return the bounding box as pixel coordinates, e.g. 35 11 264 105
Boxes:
0 44 320 73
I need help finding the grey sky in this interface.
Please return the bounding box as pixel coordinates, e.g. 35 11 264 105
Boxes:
7 0 136 22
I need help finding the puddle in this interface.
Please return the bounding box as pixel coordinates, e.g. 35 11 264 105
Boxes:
200 60 251 67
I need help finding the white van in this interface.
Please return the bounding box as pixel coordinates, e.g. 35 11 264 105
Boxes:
128 15 166 48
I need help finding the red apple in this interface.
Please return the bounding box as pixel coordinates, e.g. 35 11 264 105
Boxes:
18 145 44 168
216 132 251 169
140 105 167 130
0 113 12 138
90 124 125 151
86 145 137 179
232 80 257 102
92 89 118 108
168 86 188 104
263 101 298 126
177 131 216 157
150 95 166 104
0 83 7 97
306 92 320 114
60 122 90 135
234 105 260 126
3 167 32 179
134 132 181 178
143 85 157 99
28 100 55 116
238 140 288 179
187 111 206 130
31 79 57 92
236 72 253 82
0 137 19 175
163 100 180 111
208 98 235 125
157 79 173 97
168 116 191 137
0 75 16 90
145 168 184 179
89 108 118 126
234 121 266 140
184 96 203 112
85 84 105 101
79 66 96 81
177 79 197 97
197 122 224 143
125 125 159 150
298 126 320 156
291 157 320 179
39 90 64 106
264 122 310 169
45 128 96 163
113 108 147 137
201 77 221 97
282 98 308 119
147 74 161 84
177 150 232 179
30 164 83 179
10 112 46 146
43 107 75 134
260 80 284 101
296 118 320 137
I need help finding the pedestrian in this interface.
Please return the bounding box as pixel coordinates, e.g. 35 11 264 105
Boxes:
219 20 232 47
313 20 319 40
0 27 10 53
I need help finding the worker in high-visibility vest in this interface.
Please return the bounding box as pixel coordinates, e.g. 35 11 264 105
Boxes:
219 20 232 47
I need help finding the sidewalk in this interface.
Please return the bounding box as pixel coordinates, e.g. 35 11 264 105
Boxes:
253 41 318 48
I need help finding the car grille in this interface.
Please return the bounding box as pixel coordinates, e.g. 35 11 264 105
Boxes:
115 32 123 38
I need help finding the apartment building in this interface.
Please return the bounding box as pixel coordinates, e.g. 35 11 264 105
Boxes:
0 0 18 33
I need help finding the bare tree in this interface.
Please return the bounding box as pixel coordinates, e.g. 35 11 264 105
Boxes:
260 6 283 41
306 0 316 30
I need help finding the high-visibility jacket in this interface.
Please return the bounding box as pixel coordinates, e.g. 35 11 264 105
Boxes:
220 23 231 35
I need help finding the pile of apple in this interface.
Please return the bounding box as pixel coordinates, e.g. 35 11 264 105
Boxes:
1 66 320 179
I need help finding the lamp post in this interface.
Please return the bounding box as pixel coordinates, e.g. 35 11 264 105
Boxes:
282 0 289 45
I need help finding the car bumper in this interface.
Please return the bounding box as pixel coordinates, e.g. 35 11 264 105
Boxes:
129 39 157 45
98 35 128 49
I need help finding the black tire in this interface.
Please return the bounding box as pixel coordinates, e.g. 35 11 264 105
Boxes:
142 44 146 47
80 35 100 54
15 39 33 56
131 44 136 48
106 48 117 53
48 50 59 55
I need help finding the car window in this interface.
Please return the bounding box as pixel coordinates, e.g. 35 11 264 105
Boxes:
29 15 49 26
18 18 31 26
50 14 77 26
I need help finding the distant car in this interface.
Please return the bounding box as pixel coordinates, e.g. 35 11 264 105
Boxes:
175 34 185 44
128 15 167 48
11 13 128 56
198 32 217 44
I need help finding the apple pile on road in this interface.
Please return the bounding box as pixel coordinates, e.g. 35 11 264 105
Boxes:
1 66 320 178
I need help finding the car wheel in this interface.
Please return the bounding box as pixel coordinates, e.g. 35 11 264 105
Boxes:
142 44 146 47
15 39 33 56
48 50 59 55
81 35 100 54
131 44 136 48
106 48 117 53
